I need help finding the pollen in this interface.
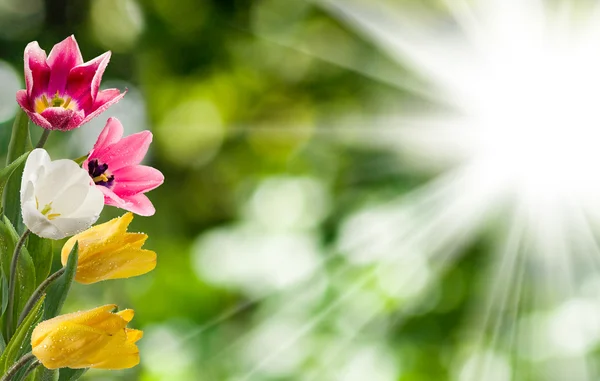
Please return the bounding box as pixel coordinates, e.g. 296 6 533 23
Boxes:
34 92 75 114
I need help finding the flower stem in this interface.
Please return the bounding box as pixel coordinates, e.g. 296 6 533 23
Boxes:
20 359 41 380
17 267 65 326
6 229 31 340
0 352 34 381
35 130 51 149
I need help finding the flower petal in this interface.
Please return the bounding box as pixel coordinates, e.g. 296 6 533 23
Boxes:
61 212 134 266
101 187 156 216
112 165 164 196
94 131 153 171
32 322 112 369
119 193 156 216
66 51 111 111
23 41 51 98
21 149 51 196
17 91 53 129
40 107 84 131
75 246 156 284
87 330 140 370
34 158 90 208
80 88 126 126
88 117 124 160
46 35 84 94
61 185 104 219
21 199 63 239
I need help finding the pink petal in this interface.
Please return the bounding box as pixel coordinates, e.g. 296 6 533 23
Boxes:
19 109 53 130
79 88 126 126
16 90 33 112
89 117 124 158
23 41 50 98
40 107 84 131
94 130 152 171
46 35 84 95
18 91 52 129
119 193 156 216
112 165 164 196
99 187 156 216
65 51 111 111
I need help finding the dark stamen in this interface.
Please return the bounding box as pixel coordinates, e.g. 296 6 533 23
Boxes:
88 159 115 188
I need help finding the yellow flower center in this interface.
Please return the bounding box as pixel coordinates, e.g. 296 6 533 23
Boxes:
92 173 110 183
34 91 74 114
36 198 61 220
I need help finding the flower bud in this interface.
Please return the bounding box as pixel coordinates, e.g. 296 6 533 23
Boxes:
31 304 142 369
61 212 156 284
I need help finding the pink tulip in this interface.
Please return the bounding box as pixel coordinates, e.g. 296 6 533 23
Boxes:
84 118 164 216
16 35 125 131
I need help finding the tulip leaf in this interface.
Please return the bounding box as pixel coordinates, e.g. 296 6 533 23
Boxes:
44 243 78 320
58 369 87 381
72 154 88 166
28 368 58 381
0 295 44 375
1 275 7 316
0 217 36 338
3 109 32 234
27 235 53 289
0 151 29 213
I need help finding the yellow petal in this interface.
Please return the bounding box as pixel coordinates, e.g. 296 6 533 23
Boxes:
86 329 141 370
61 213 134 266
32 305 118 347
116 309 135 323
74 247 157 284
31 305 141 370
126 328 143 343
32 321 112 369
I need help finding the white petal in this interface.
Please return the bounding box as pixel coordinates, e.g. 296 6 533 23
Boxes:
35 159 90 208
20 148 50 204
49 186 104 237
20 149 104 239
66 185 104 219
50 183 92 216
21 199 64 239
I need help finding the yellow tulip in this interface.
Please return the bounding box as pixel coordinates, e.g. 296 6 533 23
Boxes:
31 304 142 370
61 212 156 284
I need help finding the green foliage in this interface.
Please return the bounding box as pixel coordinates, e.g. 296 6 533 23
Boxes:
26 236 53 290
0 217 36 338
0 295 44 376
0 152 28 213
57 369 87 381
2 110 32 232
3 110 32 234
43 243 78 320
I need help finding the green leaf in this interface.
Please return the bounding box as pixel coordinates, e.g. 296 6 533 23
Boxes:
3 109 32 233
44 243 78 320
0 152 29 209
28 367 58 381
57 368 87 381
72 155 88 166
27 235 53 289
0 295 44 375
0 218 36 338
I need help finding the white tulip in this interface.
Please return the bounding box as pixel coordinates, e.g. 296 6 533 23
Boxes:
20 149 104 239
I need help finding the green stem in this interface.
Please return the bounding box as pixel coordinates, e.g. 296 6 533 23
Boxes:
20 359 41 380
35 130 51 149
0 352 34 381
18 267 65 326
6 229 31 340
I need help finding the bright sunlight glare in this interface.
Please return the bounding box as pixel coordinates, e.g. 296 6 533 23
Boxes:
318 0 600 222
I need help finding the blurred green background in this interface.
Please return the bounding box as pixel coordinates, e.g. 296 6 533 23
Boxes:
0 0 488 380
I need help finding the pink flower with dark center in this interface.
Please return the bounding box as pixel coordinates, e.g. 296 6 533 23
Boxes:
16 35 125 131
83 118 164 216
